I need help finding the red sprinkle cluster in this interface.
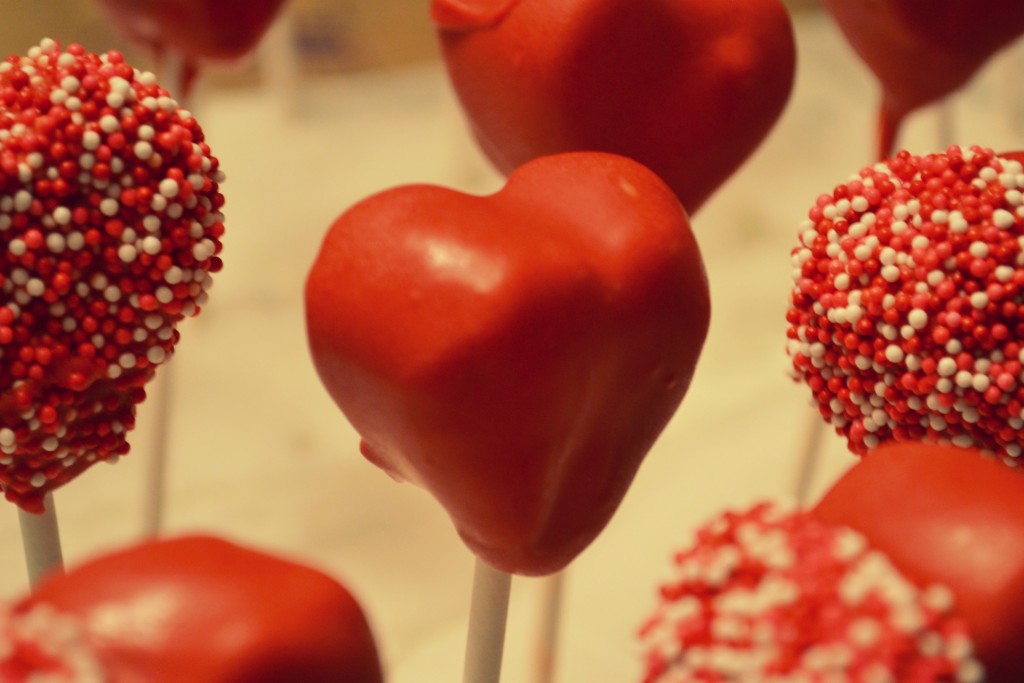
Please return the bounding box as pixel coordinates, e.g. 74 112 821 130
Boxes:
638 503 981 682
0 602 102 681
787 145 1024 460
0 39 224 511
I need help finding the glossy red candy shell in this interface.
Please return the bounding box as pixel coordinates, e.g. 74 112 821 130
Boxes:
433 0 796 214
306 152 709 575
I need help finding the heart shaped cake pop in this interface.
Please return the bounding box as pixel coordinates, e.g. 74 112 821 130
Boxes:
639 501 982 682
813 441 1024 682
432 0 796 214
787 145 1024 459
93 0 287 63
0 39 225 512
823 0 1024 158
306 152 709 575
2 536 384 682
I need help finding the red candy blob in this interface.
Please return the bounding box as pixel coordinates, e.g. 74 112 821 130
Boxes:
787 146 1024 460
432 0 796 214
306 152 709 575
639 502 981 681
4 536 384 683
0 39 225 512
813 441 1024 682
823 0 1024 158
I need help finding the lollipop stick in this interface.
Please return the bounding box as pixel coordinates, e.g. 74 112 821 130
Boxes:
142 368 174 535
463 557 512 683
531 571 564 683
792 409 825 505
936 99 955 150
18 493 64 586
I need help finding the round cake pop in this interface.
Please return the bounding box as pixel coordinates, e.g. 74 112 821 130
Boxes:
1 535 384 683
432 0 796 214
786 145 1024 459
0 38 225 512
814 441 1024 681
639 501 981 682
305 151 709 576
822 0 1024 158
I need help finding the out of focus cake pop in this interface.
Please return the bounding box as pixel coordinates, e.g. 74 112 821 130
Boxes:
92 0 288 95
432 0 796 213
787 146 1024 459
639 502 980 682
2 535 384 682
823 0 1024 158
640 441 1024 681
0 39 225 512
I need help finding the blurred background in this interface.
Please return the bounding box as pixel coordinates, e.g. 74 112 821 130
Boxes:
0 1 1021 680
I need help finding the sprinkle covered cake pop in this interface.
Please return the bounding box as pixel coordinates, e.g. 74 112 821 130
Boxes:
823 0 1024 158
786 146 1024 459
0 39 225 511
432 0 796 213
1 536 384 683
306 152 709 575
639 441 1024 682
639 502 981 682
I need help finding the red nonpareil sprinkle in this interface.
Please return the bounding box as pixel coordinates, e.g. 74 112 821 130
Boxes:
787 145 1024 462
638 503 981 682
0 39 225 512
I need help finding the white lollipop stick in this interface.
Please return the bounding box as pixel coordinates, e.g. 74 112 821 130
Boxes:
792 409 826 504
142 368 174 535
18 493 64 587
531 571 565 683
463 557 512 683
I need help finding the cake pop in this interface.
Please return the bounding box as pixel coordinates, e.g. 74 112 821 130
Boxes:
2 535 384 682
92 0 288 96
787 145 1024 459
305 151 709 576
823 0 1024 158
639 502 981 682
432 0 796 214
0 39 225 512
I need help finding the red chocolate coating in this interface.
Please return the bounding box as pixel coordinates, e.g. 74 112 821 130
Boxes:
432 0 796 214
639 502 981 682
823 0 1024 159
9 536 383 683
787 146 1024 459
93 0 287 62
305 152 709 575
813 441 1024 682
0 40 224 512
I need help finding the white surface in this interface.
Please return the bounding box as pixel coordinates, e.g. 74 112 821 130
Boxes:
0 10 1022 681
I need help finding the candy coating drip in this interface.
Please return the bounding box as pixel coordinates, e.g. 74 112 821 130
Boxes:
639 503 981 682
787 146 1024 459
0 39 225 511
